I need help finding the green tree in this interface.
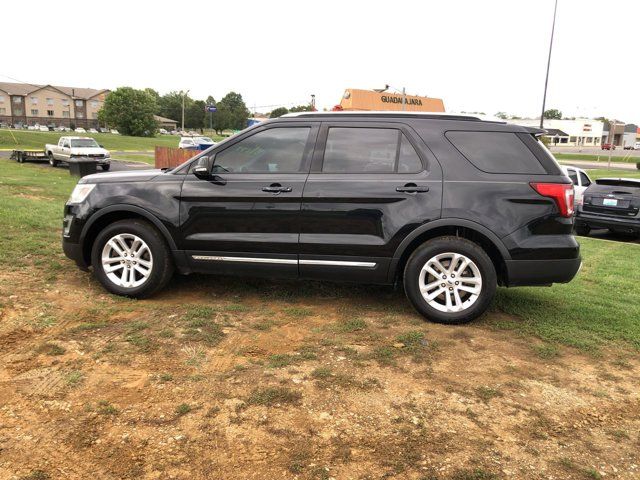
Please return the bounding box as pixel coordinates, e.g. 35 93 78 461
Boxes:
185 100 205 130
217 92 250 131
158 91 190 125
495 112 509 120
144 88 161 112
289 104 314 113
269 107 289 118
543 109 562 120
101 87 158 137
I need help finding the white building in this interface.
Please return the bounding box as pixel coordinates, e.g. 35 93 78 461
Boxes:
509 118 604 147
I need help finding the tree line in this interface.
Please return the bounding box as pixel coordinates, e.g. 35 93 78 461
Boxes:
99 87 252 137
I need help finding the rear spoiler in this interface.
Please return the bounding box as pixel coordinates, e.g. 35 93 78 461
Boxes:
522 126 546 137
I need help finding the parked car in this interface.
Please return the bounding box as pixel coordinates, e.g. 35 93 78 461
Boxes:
61 112 581 324
561 165 592 206
27 125 38 131
158 128 169 135
38 125 49 132
601 143 616 150
45 136 111 170
623 142 640 150
88 128 99 134
74 127 86 133
99 128 109 133
575 178 640 237
179 136 216 150
110 129 120 135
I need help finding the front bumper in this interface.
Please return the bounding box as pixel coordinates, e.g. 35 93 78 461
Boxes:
62 237 89 271
505 257 582 286
576 212 640 233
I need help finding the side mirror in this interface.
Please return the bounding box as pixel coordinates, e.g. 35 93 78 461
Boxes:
193 166 210 178
192 155 212 178
99 144 104 148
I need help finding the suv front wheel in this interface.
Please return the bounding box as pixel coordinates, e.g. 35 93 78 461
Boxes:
91 219 174 298
404 236 497 324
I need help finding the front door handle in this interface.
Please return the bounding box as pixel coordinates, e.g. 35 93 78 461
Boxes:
396 183 429 193
262 183 292 194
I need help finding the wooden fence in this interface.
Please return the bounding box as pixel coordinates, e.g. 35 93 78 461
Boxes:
155 147 199 169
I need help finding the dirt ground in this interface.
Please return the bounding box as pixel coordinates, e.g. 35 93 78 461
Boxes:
0 264 639 480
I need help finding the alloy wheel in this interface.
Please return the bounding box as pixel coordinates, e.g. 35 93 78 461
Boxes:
419 252 482 313
101 233 153 288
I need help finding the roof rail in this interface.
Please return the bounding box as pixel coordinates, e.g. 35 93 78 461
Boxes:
282 111 484 121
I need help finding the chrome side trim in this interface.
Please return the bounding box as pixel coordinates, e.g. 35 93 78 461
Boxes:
190 255 377 268
299 259 377 268
191 255 297 265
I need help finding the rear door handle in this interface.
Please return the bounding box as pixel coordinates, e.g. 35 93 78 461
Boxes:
262 184 292 194
396 184 429 193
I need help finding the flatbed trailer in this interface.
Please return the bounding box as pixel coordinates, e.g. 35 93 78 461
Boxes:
10 149 49 163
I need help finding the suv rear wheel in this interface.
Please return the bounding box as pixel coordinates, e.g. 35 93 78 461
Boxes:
91 219 174 298
404 236 497 324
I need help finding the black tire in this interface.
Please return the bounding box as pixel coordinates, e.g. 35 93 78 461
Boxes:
403 236 497 325
91 219 174 298
17 154 24 163
48 153 58 167
101 164 111 171
575 224 590 236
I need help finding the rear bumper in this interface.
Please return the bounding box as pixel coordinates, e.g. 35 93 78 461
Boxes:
505 257 582 286
576 213 640 232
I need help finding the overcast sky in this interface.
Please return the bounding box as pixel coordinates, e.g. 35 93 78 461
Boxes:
4 0 639 122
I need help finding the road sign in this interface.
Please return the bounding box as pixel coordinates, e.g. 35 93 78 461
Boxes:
205 105 217 112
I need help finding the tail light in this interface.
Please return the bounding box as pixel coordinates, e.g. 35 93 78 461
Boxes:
530 182 574 217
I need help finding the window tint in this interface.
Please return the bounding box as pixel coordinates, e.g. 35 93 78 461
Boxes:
214 127 310 173
323 128 397 173
322 127 423 173
446 131 546 174
579 171 591 187
567 169 578 185
398 134 422 173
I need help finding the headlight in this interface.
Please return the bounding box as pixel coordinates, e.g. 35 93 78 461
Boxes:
68 184 96 203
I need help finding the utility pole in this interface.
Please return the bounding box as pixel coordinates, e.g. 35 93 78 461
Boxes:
539 0 558 129
401 87 406 111
181 89 190 131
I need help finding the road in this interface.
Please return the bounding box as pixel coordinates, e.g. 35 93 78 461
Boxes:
0 150 151 172
550 146 640 157
557 159 637 170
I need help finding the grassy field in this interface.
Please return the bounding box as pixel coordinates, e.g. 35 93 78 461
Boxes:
2 157 639 479
587 168 640 180
0 128 224 152
555 152 639 164
1 157 638 353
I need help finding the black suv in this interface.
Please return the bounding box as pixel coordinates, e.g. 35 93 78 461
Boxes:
62 112 581 324
575 177 640 237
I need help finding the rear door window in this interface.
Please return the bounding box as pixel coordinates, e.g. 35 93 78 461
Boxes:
322 127 423 173
446 131 546 174
567 169 578 185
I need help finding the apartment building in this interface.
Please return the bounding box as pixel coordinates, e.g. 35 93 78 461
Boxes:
0 82 109 129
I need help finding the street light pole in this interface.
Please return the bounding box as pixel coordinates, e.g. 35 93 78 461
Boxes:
181 89 190 131
401 87 406 111
539 0 558 129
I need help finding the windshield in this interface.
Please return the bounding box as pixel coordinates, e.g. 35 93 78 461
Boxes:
595 178 640 189
194 137 214 144
70 139 99 148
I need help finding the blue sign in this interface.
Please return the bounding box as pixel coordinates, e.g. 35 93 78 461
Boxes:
205 105 217 112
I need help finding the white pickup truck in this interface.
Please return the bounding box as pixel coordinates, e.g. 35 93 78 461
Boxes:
45 136 111 171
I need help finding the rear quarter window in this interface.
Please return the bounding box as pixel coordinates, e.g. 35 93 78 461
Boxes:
445 131 546 174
